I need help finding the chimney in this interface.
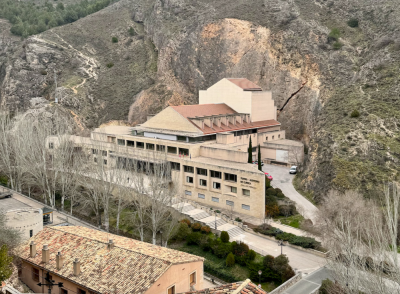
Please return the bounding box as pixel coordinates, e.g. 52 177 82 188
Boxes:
73 258 80 276
108 239 114 250
30 241 36 258
56 252 63 270
42 244 50 264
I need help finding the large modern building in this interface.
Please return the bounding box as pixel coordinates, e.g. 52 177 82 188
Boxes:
18 226 204 294
49 78 303 219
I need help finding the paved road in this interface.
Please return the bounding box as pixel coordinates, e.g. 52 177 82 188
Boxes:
263 164 318 223
233 232 326 273
283 267 333 294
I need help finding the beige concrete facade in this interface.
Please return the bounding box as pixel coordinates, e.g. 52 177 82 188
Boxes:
6 208 43 240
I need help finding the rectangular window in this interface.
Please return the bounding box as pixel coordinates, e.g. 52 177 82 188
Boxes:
61 289 68 294
177 136 187 142
94 157 97 163
92 149 98 155
30 230 33 237
167 146 177 154
198 193 205 199
197 168 207 176
179 148 189 156
78 289 86 294
32 268 39 282
127 140 135 147
242 204 250 210
225 173 237 182
102 150 107 156
103 159 107 165
199 179 207 187
107 136 116 143
210 170 221 179
170 162 180 171
186 176 193 184
243 189 250 196
252 147 257 152
230 186 237 193
226 200 234 206
213 182 221 189
157 145 165 152
272 136 275 139
146 143 155 150
136 142 144 149
167 286 175 294
117 139 126 146
278 134 281 138
212 197 219 203
266 137 268 141
49 142 54 149
190 272 196 286
184 165 194 173
185 190 192 196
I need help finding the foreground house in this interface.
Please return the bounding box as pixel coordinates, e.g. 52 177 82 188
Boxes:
17 226 204 294
48 78 303 220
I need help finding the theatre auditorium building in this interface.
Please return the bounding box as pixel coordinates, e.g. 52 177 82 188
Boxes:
56 78 303 219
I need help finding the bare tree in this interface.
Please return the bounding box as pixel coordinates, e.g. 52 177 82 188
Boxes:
314 184 400 294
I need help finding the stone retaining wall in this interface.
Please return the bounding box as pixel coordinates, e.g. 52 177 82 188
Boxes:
269 273 302 294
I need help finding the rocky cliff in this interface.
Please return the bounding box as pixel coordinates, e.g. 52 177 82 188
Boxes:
1 0 399 200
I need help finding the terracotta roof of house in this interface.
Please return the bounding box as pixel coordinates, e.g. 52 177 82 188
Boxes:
226 78 262 91
18 226 203 294
170 104 237 119
179 279 267 294
170 104 280 135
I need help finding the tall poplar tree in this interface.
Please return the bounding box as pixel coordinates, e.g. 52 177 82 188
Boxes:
248 137 252 163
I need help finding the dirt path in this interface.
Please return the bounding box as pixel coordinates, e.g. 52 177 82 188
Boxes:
69 110 84 131
71 78 87 94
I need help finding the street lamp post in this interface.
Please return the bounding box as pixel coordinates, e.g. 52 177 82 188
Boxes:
258 270 262 287
37 272 64 294
278 240 285 255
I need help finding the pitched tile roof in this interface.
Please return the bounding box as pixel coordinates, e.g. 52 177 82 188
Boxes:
170 104 280 135
18 226 203 294
226 78 262 91
179 279 268 294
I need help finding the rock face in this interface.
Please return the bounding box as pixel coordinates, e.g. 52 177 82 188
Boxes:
1 0 400 200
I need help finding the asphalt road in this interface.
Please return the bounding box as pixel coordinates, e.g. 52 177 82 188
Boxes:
263 164 318 223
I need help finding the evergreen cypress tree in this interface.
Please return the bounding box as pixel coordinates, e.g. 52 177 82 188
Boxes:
258 144 262 171
248 137 252 163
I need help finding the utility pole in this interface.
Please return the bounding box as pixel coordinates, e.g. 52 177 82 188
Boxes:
37 271 64 294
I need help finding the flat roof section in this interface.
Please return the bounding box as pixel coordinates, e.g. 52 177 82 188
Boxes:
187 156 263 174
0 198 31 212
226 78 263 91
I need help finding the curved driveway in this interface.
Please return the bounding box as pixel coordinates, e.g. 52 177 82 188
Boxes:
263 164 318 223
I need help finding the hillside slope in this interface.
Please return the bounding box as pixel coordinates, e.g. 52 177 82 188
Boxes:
0 0 399 199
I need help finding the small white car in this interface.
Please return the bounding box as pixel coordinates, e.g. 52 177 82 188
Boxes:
289 166 297 174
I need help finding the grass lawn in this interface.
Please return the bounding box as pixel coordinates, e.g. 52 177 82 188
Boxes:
171 242 277 292
275 214 305 229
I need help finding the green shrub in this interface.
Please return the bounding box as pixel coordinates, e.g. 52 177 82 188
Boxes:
328 28 341 41
191 223 202 232
106 62 114 68
128 27 136 36
226 252 235 267
266 177 271 188
201 225 211 234
186 232 202 245
267 187 277 196
212 240 232 258
215 210 221 213
112 36 118 43
204 260 238 282
200 235 214 251
276 192 285 198
319 279 339 294
180 219 191 226
220 231 230 243
175 222 191 240
347 18 359 28
235 217 242 222
232 241 249 257
247 249 256 261
333 41 343 50
350 110 360 117
275 188 282 194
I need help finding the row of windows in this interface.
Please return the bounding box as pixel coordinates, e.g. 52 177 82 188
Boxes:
185 191 250 210
265 134 280 141
183 166 236 182
111 138 190 155
184 177 251 195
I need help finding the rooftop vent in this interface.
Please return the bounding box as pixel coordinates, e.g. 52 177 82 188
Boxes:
42 244 49 263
